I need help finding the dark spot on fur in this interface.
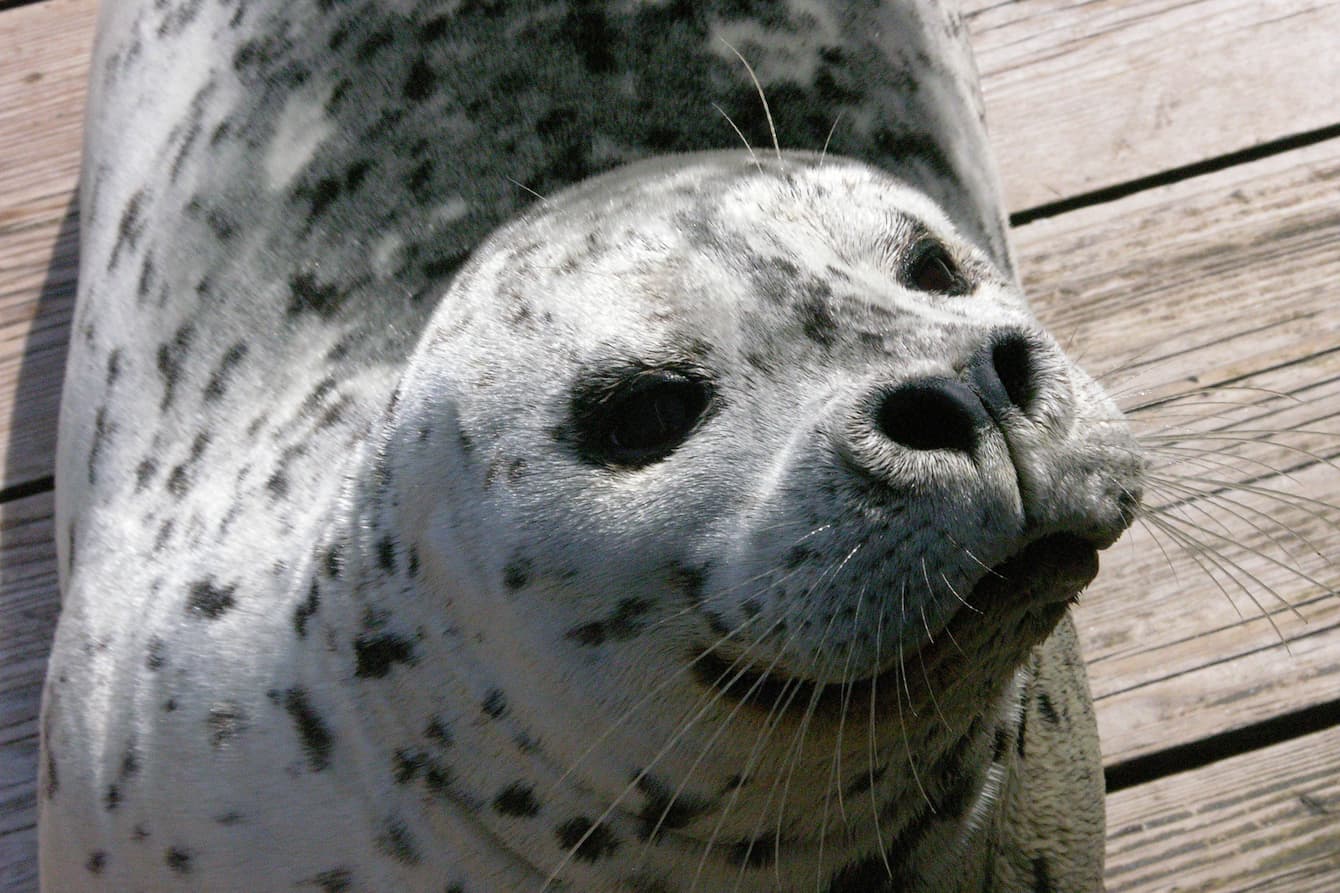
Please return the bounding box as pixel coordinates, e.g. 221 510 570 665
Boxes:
669 563 706 603
156 323 195 411
207 702 248 747
1032 856 1054 893
296 176 342 221
85 851 106 874
566 598 652 647
786 546 814 570
494 781 541 817
562 7 616 73
305 867 353 892
377 536 397 573
393 748 428 784
165 846 193 874
343 159 372 191
86 406 112 485
294 581 320 637
324 544 343 577
403 57 436 101
1037 690 1061 725
555 817 620 862
798 293 838 346
417 15 450 42
104 784 120 811
481 689 507 719
108 189 146 270
120 743 139 779
636 775 709 841
376 818 421 865
186 579 236 619
355 26 394 62
503 558 532 591
203 342 249 401
146 636 167 671
284 687 333 771
136 253 157 300
167 431 211 497
105 349 122 386
425 716 453 748
353 632 417 678
287 272 343 318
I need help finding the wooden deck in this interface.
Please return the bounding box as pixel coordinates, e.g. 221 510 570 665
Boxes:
2 0 1338 889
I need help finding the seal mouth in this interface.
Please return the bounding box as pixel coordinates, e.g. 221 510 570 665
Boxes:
691 533 1099 717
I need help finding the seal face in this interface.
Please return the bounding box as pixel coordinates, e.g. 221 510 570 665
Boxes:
42 2 1142 891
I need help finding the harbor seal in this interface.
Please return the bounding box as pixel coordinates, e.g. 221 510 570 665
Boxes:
41 1 1143 890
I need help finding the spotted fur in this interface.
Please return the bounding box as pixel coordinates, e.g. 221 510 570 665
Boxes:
43 1 1139 890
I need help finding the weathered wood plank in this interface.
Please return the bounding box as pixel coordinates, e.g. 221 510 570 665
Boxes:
1105 723 1340 891
1015 135 1340 763
0 0 90 489
964 0 1340 211
0 491 56 893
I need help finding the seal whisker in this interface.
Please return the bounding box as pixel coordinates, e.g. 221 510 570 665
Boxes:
546 559 817 804
718 38 783 166
1147 470 1340 540
754 566 868 889
1147 480 1331 611
683 547 861 888
818 111 845 167
504 175 550 206
818 582 870 883
1141 511 1294 649
712 102 763 174
867 598 896 880
546 607 791 890
1146 464 1331 567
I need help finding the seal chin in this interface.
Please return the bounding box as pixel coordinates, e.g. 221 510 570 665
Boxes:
692 533 1100 717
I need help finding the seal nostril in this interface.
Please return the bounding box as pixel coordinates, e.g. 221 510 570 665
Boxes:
991 332 1037 413
877 378 987 454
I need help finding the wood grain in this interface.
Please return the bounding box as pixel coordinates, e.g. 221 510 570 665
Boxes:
964 0 1340 211
0 0 89 489
0 492 56 893
1106 723 1340 891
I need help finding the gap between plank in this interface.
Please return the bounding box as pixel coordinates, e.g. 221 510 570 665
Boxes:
0 475 52 504
1010 122 1340 226
1105 697 1340 794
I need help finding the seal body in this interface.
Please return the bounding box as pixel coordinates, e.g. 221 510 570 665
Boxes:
42 1 1141 890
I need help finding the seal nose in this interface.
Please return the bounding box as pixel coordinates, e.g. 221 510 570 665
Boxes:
968 330 1040 420
877 377 989 453
875 331 1047 454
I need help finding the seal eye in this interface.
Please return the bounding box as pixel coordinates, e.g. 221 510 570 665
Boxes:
603 373 711 466
575 369 714 468
906 241 968 295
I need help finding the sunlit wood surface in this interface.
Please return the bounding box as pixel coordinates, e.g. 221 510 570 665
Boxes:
2 0 1338 889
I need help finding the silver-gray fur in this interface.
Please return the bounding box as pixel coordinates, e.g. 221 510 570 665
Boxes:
42 1 1142 890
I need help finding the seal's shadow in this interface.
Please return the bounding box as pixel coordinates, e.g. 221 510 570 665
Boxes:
0 192 78 889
